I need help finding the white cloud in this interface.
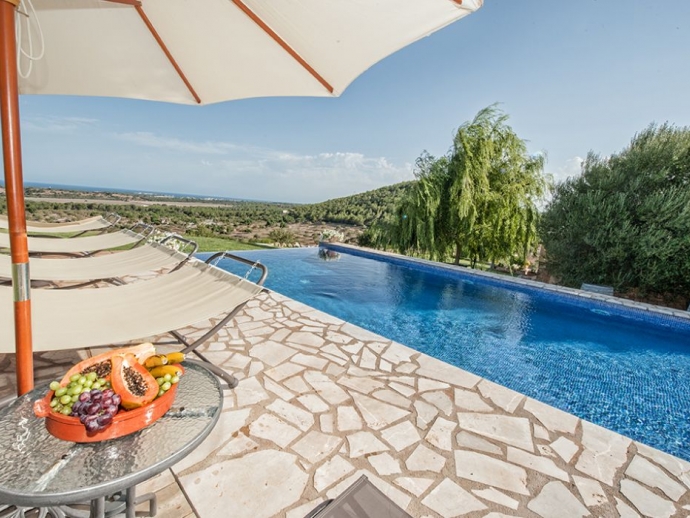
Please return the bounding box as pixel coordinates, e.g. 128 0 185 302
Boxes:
547 156 584 183
23 116 98 133
114 132 240 155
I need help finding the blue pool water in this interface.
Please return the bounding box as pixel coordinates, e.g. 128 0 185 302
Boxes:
203 247 690 461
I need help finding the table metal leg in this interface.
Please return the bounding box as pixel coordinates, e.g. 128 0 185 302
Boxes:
89 497 105 518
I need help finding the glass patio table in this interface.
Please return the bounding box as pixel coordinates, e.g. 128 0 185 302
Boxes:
0 360 223 518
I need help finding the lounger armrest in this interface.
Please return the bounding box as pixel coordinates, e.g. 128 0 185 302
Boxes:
129 221 155 239
105 212 121 226
160 234 199 257
205 251 268 286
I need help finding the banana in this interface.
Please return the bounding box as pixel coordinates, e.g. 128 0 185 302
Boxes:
164 352 186 364
147 365 183 378
143 354 168 369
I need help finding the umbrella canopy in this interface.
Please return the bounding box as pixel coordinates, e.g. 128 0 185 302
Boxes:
1 0 482 394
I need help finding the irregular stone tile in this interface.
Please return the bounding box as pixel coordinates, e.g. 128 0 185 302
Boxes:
351 392 410 430
389 381 416 397
291 352 329 370
368 342 389 354
338 375 384 394
454 451 529 496
269 327 291 343
549 436 578 463
267 399 315 432
372 389 412 408
314 455 355 492
283 375 310 394
342 342 364 355
472 488 519 510
527 481 589 518
414 400 439 430
291 430 342 464
416 355 480 388
263 377 296 401
326 331 353 345
507 447 569 482
523 397 579 434
418 378 449 392
329 470 412 511
422 478 486 517
421 391 454 416
248 340 297 366
425 417 456 451
368 452 401 476
325 363 346 377
234 376 270 407
264 362 306 382
347 431 389 458
247 361 264 377
477 380 524 413
620 479 676 518
322 344 350 361
635 443 690 489
575 421 631 485
454 388 494 412
180 450 307 518
340 323 382 342
173 408 251 472
379 359 392 372
337 406 363 432
394 477 434 497
381 421 422 452
286 331 325 348
302 310 343 325
359 347 378 370
286 499 325 518
405 444 446 472
625 455 686 501
381 342 417 365
297 394 330 413
227 353 252 369
219 435 260 457
482 514 519 518
572 475 608 507
615 497 641 518
457 413 534 452
320 414 333 434
249 413 301 448
456 431 503 456
304 370 351 405
395 363 418 374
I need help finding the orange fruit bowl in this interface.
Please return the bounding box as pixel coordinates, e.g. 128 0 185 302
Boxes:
33 365 184 443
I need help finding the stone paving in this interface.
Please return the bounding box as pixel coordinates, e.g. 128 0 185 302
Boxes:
2 290 690 517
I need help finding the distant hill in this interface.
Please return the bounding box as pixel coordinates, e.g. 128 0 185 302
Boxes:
291 181 414 226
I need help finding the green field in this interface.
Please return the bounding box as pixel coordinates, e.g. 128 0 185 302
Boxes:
184 235 267 253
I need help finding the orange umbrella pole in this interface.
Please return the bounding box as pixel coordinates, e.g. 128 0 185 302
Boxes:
1 0 34 395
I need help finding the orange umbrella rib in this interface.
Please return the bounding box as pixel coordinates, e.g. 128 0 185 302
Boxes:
231 0 334 94
135 5 202 104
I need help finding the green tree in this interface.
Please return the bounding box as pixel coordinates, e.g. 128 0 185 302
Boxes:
382 105 549 268
540 123 690 301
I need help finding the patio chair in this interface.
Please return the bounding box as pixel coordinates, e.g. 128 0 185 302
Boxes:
0 223 154 256
0 252 267 388
304 476 412 518
0 213 120 236
0 234 197 286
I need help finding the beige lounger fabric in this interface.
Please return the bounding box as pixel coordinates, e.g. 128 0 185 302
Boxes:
0 229 142 254
0 260 263 351
0 241 186 282
0 215 111 234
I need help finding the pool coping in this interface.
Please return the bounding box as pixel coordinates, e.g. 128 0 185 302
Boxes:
321 242 690 329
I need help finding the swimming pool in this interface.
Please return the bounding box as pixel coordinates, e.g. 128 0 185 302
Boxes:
203 247 690 461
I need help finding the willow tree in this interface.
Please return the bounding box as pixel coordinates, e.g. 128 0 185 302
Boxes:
385 105 549 267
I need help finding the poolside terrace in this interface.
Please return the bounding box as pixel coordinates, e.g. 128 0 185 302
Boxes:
1 289 689 517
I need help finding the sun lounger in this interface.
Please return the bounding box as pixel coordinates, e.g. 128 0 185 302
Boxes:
0 213 119 235
0 235 196 284
0 252 267 387
304 475 412 518
0 224 153 256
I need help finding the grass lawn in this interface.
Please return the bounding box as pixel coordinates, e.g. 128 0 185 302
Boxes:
184 235 267 253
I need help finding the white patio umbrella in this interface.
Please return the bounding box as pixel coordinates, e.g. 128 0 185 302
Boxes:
0 0 483 394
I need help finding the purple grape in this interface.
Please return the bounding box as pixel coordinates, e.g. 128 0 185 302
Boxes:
79 414 89 424
101 397 113 407
84 420 99 433
102 389 114 398
97 414 113 427
79 392 91 402
71 402 82 414
111 394 121 407
105 405 119 416
86 403 100 415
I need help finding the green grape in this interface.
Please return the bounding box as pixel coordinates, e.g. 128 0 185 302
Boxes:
87 371 98 382
69 374 81 383
83 380 93 389
92 382 102 390
157 389 165 398
161 381 172 392
163 374 172 382
49 381 61 392
49 397 59 408
156 377 165 386
78 376 87 386
59 394 72 405
60 406 72 416
170 375 179 384
71 394 79 403
97 378 107 386
55 387 68 398
68 385 81 396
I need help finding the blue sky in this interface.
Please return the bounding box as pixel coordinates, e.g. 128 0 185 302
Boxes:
15 1 690 204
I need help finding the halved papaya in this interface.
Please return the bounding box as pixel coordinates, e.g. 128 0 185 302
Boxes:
111 353 159 410
59 343 156 386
